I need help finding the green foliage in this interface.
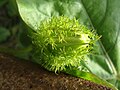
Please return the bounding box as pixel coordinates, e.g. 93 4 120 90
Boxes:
0 0 32 59
16 0 119 89
0 0 8 7
0 27 10 43
65 67 117 90
0 0 119 89
81 0 120 88
7 0 18 16
16 0 89 30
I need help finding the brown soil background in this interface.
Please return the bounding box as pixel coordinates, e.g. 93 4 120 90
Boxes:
0 53 112 90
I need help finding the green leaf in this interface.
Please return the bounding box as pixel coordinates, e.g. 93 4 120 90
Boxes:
0 45 32 60
81 0 120 72
0 0 8 7
0 27 10 43
65 68 117 90
7 0 18 16
16 0 120 89
81 0 120 89
16 0 89 30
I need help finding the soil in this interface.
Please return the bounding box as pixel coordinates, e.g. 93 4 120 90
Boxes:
0 53 112 90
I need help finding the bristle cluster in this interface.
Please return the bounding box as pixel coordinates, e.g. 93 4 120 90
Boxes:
31 16 99 72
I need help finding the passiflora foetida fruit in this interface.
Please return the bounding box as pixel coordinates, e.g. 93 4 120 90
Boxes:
31 16 99 72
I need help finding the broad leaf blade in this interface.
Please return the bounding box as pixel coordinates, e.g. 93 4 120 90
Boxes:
81 0 120 72
81 0 120 88
16 0 89 30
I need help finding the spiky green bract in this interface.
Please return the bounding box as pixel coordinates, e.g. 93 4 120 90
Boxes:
31 16 99 72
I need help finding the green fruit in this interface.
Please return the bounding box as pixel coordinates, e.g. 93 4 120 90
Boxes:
31 16 99 72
